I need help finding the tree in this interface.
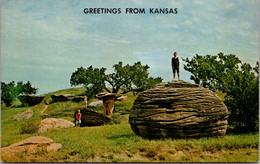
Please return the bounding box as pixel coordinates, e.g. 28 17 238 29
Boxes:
183 53 259 132
1 81 17 107
182 53 241 91
70 61 163 98
1 81 38 107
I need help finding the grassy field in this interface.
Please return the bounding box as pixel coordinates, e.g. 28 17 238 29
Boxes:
1 88 259 162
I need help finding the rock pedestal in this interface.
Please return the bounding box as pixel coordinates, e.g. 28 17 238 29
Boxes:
96 93 121 116
129 81 228 139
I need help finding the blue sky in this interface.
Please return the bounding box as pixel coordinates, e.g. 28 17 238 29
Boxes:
1 0 259 95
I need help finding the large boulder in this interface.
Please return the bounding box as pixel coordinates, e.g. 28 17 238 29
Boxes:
129 81 228 139
17 95 45 106
1 136 62 162
13 108 33 121
38 118 75 133
75 108 112 126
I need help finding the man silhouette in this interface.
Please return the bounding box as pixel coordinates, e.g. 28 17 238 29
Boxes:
171 52 180 80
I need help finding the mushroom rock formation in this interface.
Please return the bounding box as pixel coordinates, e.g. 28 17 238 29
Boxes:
96 92 121 116
129 81 228 139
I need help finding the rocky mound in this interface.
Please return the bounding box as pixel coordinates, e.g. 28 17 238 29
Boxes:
13 108 33 121
75 108 112 126
38 118 75 133
129 81 228 139
1 136 62 162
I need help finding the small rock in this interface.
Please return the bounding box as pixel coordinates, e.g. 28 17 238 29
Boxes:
46 143 62 152
13 109 33 121
89 100 103 107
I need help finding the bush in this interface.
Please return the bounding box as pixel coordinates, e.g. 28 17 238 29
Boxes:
19 120 40 134
110 114 123 124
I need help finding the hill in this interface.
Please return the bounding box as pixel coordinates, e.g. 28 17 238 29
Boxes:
1 87 259 162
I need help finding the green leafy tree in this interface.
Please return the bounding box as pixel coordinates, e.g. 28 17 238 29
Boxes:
70 61 163 98
1 81 17 107
1 81 38 107
16 81 38 95
183 53 259 132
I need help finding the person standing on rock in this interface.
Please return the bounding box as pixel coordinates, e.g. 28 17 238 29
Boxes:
84 95 87 109
75 109 82 127
171 52 180 80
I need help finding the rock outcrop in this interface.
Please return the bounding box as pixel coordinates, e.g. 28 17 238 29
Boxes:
129 81 228 139
51 94 74 102
17 95 45 106
1 136 62 161
13 109 33 121
76 108 112 126
51 94 84 103
38 118 75 133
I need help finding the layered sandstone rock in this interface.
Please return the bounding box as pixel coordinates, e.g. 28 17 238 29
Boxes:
76 108 112 126
129 81 228 139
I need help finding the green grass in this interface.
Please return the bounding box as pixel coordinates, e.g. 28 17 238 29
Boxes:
1 87 259 162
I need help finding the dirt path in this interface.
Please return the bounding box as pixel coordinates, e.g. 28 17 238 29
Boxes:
41 105 48 115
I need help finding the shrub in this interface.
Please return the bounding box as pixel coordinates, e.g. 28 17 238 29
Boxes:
110 114 123 124
19 120 40 134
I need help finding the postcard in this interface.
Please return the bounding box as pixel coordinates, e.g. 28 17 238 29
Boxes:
1 0 259 162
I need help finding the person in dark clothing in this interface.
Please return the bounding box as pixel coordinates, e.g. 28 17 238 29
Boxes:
171 52 180 80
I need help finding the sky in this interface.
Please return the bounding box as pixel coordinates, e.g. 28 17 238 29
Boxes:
1 0 259 95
